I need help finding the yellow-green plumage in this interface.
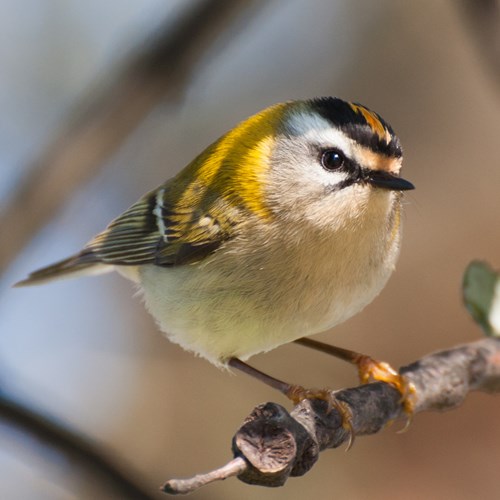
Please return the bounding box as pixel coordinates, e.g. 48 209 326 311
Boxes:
16 97 413 367
169 102 287 222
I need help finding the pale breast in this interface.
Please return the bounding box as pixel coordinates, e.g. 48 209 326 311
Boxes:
138 196 402 366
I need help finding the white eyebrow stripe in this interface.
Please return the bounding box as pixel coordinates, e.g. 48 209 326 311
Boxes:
285 110 357 158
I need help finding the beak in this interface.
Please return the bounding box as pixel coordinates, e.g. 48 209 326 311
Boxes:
366 170 415 191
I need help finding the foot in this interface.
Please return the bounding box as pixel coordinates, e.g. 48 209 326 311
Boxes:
285 385 355 449
356 354 416 419
293 338 416 420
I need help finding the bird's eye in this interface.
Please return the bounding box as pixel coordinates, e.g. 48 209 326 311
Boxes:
321 149 345 171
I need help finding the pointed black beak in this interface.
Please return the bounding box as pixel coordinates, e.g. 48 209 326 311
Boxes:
367 170 415 191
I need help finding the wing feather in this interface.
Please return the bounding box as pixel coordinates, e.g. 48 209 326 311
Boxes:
81 184 232 267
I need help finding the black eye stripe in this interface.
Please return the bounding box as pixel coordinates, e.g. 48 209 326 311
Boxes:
319 148 359 176
317 147 366 190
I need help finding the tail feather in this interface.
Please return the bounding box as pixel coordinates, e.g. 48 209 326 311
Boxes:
14 254 112 287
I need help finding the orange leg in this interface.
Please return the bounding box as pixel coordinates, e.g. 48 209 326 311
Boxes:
294 337 416 418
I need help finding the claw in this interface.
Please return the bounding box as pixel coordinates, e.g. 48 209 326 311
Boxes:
292 339 418 430
357 355 416 426
285 385 355 450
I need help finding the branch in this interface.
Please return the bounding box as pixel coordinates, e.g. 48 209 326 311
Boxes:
162 337 500 495
0 0 266 273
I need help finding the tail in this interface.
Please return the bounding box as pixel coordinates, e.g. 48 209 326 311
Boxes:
14 253 112 287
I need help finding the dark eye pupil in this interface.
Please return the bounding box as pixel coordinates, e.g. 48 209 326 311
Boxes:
322 150 344 170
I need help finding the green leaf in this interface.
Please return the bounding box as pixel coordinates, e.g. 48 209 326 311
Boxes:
463 261 500 337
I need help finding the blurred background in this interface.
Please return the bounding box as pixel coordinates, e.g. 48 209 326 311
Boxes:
1 0 499 498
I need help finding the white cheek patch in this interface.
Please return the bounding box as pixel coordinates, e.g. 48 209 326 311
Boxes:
306 160 349 188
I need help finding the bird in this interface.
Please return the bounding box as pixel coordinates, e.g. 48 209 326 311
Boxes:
16 97 415 422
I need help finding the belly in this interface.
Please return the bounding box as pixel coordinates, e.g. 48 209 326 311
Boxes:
138 220 400 366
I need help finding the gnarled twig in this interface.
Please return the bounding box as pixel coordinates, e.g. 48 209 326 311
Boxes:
163 337 500 495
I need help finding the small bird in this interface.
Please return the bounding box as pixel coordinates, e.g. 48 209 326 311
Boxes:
16 97 414 415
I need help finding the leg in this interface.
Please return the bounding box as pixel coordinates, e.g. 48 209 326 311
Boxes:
294 337 416 416
228 357 343 404
228 357 293 396
228 357 354 447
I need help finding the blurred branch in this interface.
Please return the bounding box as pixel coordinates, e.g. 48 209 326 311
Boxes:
163 337 500 495
0 0 266 273
0 390 158 499
458 0 500 82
